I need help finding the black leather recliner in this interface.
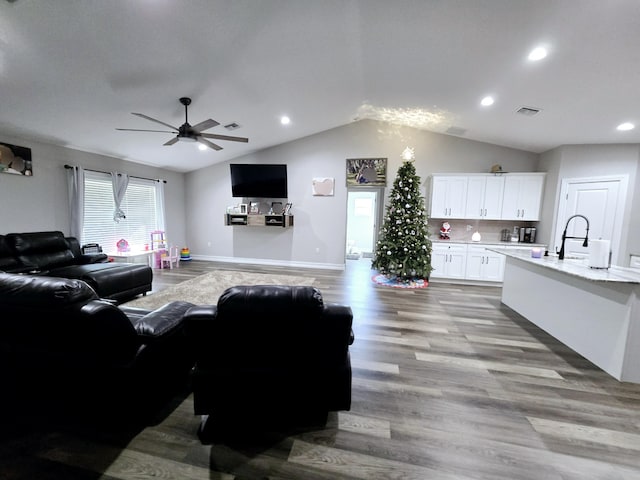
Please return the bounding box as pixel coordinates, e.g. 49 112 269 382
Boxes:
0 272 195 420
184 285 354 433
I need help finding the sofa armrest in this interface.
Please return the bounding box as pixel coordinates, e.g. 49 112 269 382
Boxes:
76 253 109 264
183 305 218 336
121 301 195 342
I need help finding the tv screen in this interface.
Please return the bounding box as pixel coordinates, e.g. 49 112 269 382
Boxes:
230 164 288 198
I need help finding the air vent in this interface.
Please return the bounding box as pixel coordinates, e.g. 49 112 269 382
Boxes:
516 106 541 116
224 122 241 130
446 126 467 136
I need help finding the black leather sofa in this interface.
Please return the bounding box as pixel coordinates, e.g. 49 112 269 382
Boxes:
184 285 354 435
0 272 195 420
0 231 152 302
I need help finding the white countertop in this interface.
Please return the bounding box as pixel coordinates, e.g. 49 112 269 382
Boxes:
488 247 640 284
432 239 547 247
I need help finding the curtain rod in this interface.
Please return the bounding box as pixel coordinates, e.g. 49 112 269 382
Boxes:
64 164 167 183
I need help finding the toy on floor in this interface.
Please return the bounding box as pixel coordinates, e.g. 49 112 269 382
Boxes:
180 247 192 261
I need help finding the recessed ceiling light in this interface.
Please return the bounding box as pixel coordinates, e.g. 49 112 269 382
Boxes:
528 46 548 61
481 96 495 106
617 122 635 131
198 144 207 151
280 116 291 125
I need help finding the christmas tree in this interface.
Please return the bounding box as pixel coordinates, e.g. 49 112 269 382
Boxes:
372 148 433 281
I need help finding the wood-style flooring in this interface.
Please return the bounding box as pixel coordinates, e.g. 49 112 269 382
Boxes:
2 258 640 479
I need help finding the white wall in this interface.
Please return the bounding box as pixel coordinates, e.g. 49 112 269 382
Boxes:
538 144 640 264
184 119 539 268
0 134 187 248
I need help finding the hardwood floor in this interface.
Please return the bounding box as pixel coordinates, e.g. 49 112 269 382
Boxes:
2 258 640 479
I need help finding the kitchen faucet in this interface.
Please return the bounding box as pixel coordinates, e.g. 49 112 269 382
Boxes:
557 214 589 260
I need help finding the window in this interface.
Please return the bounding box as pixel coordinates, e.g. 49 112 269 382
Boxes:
82 171 164 252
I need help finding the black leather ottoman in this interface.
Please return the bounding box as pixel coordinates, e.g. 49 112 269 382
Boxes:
48 263 153 302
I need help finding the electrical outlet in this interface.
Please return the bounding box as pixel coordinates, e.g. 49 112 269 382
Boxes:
315 247 320 253
466 225 473 231
207 241 211 247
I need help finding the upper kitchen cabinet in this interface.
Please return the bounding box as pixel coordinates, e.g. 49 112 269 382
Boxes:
501 173 546 221
430 175 467 218
465 175 505 219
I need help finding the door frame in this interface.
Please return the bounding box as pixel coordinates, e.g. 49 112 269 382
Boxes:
554 174 628 263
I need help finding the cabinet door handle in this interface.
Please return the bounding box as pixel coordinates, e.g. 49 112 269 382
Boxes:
481 257 484 264
521 209 525 218
484 208 487 216
486 257 489 264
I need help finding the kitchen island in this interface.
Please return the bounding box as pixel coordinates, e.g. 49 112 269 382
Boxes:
488 248 640 383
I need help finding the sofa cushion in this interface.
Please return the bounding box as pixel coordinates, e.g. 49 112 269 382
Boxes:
0 235 22 272
6 231 76 270
0 272 98 306
217 285 324 318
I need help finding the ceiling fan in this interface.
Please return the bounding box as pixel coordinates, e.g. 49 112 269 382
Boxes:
116 97 248 151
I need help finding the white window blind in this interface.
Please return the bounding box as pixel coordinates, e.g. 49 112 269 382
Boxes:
82 171 162 252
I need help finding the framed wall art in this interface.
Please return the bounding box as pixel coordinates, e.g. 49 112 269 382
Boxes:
312 177 335 196
346 158 386 187
0 142 33 176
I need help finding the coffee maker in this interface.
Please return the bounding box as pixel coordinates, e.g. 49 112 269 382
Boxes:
519 227 537 243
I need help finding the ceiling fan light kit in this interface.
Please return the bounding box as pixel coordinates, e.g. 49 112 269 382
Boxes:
116 97 249 151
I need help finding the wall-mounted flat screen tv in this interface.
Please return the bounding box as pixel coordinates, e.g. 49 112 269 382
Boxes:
230 163 288 198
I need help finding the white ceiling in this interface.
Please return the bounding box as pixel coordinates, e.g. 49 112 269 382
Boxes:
1 0 639 173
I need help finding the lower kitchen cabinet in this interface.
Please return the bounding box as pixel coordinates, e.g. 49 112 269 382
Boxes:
431 243 467 279
465 244 506 282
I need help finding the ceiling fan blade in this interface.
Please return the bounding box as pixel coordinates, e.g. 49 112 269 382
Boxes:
200 133 249 143
132 112 179 131
116 128 177 133
163 137 179 146
191 119 220 133
197 137 223 151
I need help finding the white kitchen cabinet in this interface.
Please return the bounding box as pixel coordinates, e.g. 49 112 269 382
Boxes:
431 243 467 279
430 176 467 218
465 244 506 282
465 175 505 219
501 173 545 221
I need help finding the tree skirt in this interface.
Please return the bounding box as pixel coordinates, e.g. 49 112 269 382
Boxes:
371 273 428 289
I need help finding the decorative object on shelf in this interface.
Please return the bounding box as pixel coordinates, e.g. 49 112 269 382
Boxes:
180 247 192 261
312 177 335 196
249 201 259 214
0 141 33 176
270 201 283 214
531 247 543 258
372 156 433 283
490 164 505 174
239 203 247 214
346 157 387 187
471 231 482 242
283 202 292 215
439 222 451 240
116 238 130 253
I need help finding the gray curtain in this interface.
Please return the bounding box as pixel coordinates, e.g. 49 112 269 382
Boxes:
111 171 129 222
66 165 85 239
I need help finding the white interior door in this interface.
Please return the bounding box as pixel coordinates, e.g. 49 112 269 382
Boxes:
346 189 382 259
555 176 626 261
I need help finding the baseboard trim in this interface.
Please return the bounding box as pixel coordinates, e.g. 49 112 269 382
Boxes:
189 255 345 271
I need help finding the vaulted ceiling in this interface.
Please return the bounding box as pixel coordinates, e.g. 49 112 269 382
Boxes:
1 0 639 172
